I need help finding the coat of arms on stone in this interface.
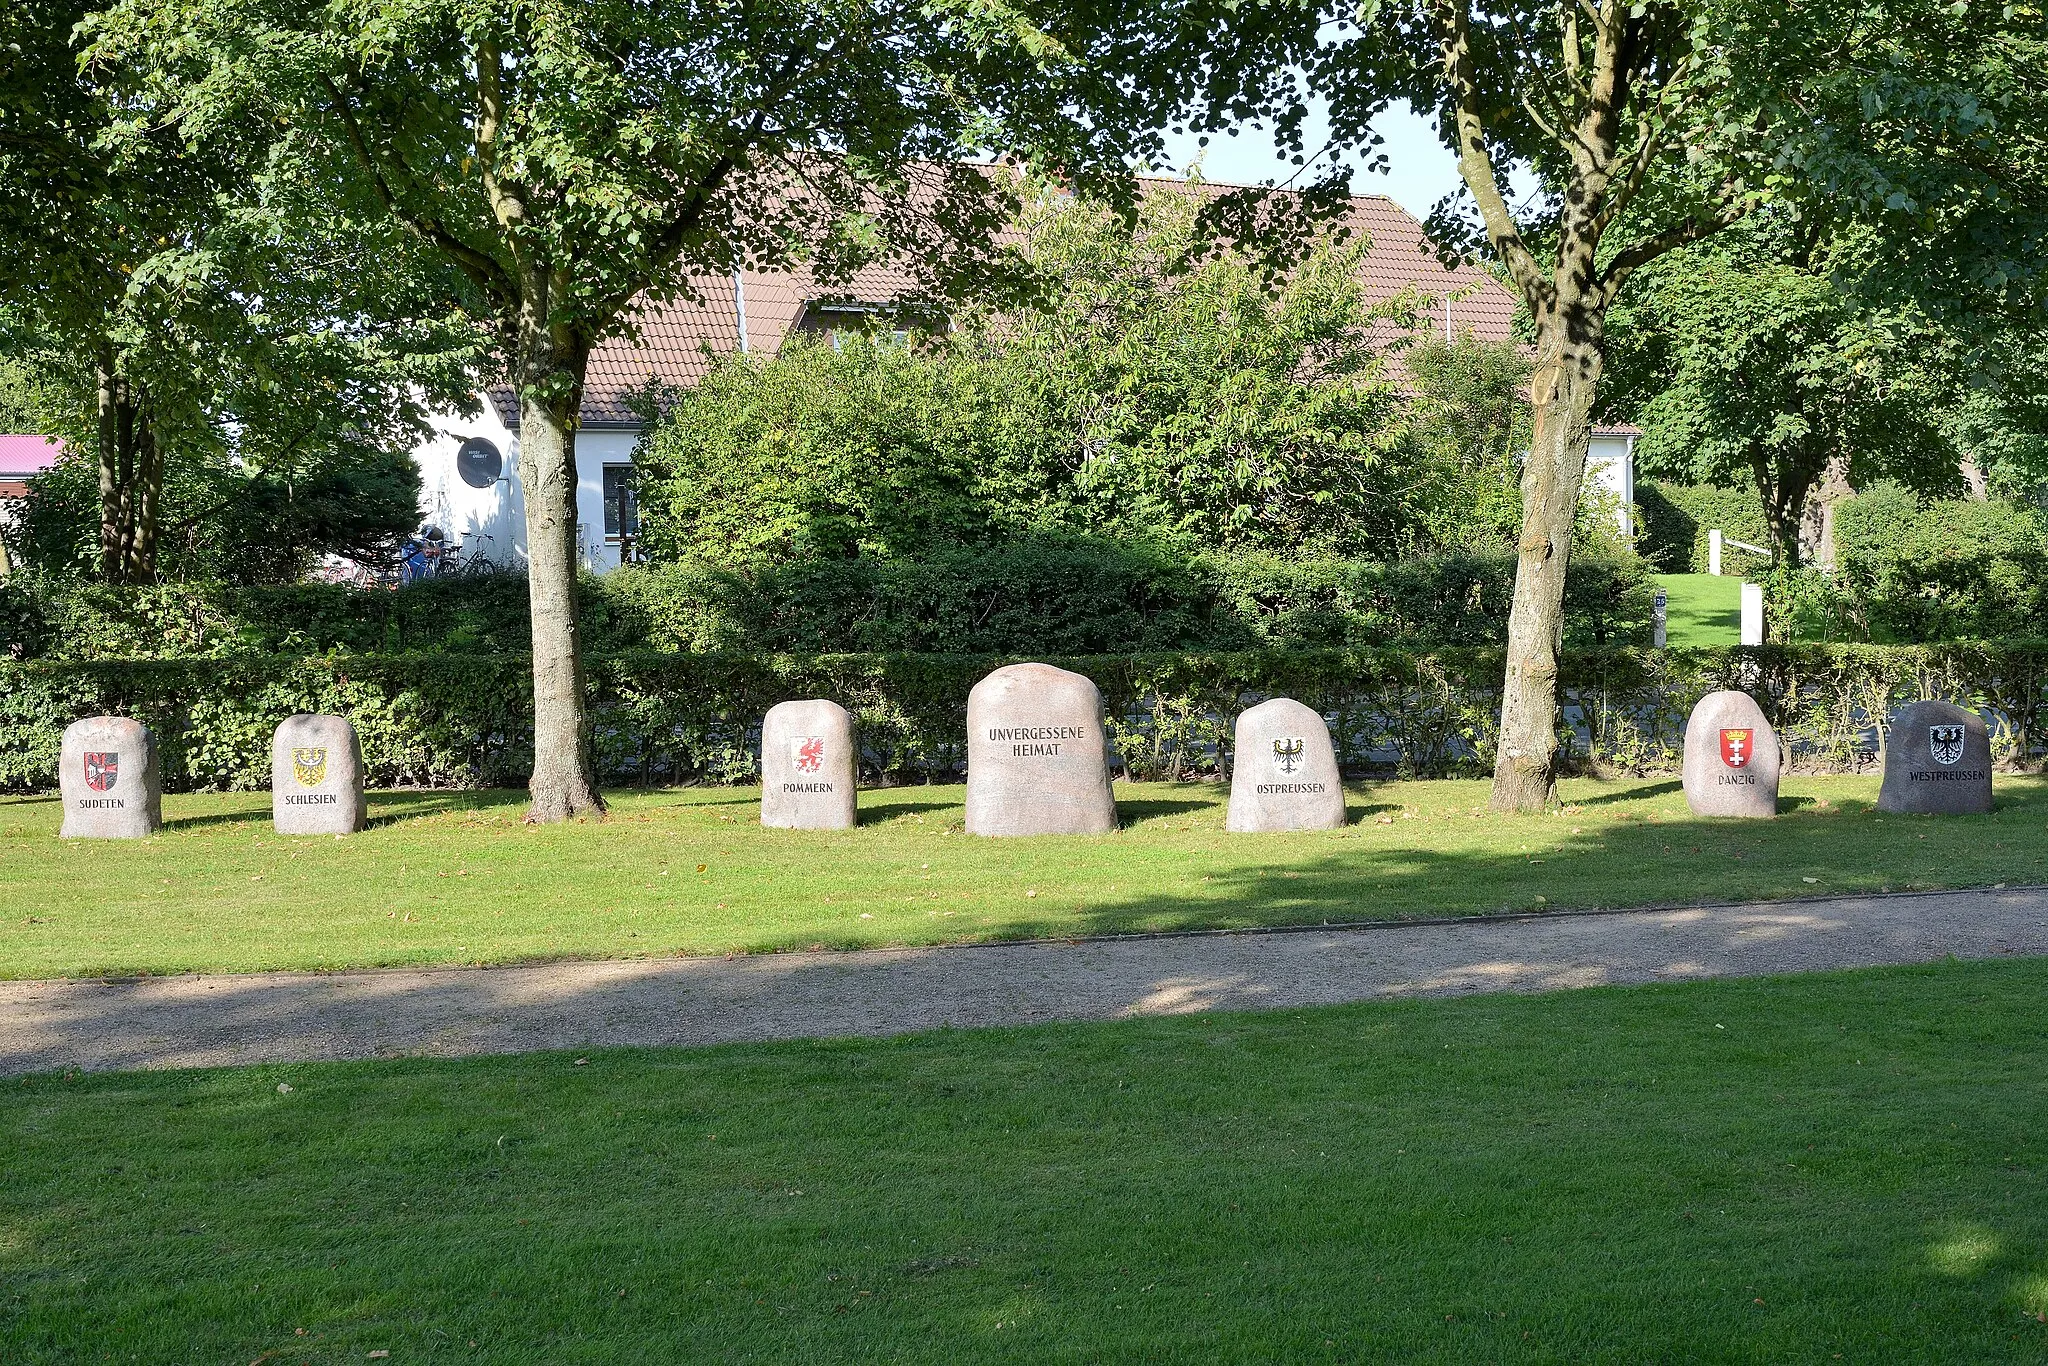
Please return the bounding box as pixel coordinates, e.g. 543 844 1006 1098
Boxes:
793 736 825 774
83 751 118 792
1272 737 1306 774
292 747 329 787
1929 724 1966 766
1718 728 1753 768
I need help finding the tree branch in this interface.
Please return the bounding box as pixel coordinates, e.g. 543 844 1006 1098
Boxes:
319 75 513 299
1599 192 1751 302
1430 0 1545 303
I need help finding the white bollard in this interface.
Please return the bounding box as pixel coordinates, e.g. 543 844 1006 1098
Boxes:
1708 529 1723 576
1740 581 1764 646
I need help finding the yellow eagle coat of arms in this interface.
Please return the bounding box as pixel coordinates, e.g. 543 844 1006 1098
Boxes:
292 747 329 787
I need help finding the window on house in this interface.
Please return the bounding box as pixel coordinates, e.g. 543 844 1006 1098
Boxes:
807 307 910 352
602 464 638 539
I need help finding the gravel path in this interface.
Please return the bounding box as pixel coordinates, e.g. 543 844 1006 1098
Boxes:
7 887 2047 1076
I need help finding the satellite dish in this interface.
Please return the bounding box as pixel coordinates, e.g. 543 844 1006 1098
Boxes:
456 437 502 489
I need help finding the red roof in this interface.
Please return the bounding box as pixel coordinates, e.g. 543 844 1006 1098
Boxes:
497 181 1521 429
0 435 61 478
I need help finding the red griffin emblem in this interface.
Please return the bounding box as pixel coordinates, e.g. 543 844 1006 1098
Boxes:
84 751 119 792
1718 728 1754 769
794 737 825 774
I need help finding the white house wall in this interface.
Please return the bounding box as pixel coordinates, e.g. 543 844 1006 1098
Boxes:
415 398 645 573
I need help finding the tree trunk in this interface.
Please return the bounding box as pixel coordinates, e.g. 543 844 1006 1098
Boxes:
1959 453 1989 500
1804 448 1852 569
1490 314 1602 812
94 358 160 585
96 355 126 581
515 315 607 823
1757 446 1825 570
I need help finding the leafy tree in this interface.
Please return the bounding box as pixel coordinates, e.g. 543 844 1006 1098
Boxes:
93 0 1245 821
1 1 473 585
6 439 423 584
1278 0 2048 809
1603 219 1956 567
635 336 999 567
956 185 1421 554
638 184 1515 566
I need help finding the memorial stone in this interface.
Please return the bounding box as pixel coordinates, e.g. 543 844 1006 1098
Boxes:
1680 690 1780 818
272 714 368 834
761 699 859 829
965 662 1117 836
1226 698 1346 832
1878 700 1992 814
59 715 162 838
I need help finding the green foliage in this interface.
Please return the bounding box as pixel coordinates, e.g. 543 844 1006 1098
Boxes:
1769 487 2048 644
0 547 1651 661
1635 482 1774 575
1602 217 1959 562
6 439 424 584
635 188 1530 565
633 338 999 565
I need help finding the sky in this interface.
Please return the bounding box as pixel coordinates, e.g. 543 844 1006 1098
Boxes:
1154 100 1469 220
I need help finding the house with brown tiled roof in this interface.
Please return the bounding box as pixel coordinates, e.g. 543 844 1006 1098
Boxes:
411 181 1635 571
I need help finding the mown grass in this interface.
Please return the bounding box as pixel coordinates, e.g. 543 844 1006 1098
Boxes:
3 774 2043 979
1653 572 1743 646
4 958 2047 1362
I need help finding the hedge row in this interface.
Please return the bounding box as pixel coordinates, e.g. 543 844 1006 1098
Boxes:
0 544 1652 661
4 644 2045 793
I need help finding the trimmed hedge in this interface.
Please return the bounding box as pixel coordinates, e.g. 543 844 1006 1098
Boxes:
1637 481 1773 574
0 546 1653 661
5 643 2046 792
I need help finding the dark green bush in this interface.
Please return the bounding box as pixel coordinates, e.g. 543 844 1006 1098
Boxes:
1636 481 1773 574
0 545 1652 660
1758 488 2048 644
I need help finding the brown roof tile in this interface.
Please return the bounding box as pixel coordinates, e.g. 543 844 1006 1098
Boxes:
498 182 1520 429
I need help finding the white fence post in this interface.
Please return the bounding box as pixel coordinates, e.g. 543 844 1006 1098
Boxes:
1740 582 1764 646
1708 529 1723 576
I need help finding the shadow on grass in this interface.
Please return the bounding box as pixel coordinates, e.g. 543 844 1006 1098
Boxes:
861 801 960 819
1573 780 1681 806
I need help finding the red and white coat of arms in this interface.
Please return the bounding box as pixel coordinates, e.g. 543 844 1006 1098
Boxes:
793 737 825 774
83 751 119 792
1718 728 1754 768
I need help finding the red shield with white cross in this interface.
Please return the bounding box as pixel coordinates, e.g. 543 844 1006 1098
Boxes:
84 751 119 792
1718 728 1753 769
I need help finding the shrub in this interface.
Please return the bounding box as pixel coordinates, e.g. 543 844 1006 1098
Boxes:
3 642 2044 793
1636 481 1773 574
0 546 1653 661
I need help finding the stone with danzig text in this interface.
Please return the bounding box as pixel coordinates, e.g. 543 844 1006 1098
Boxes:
1681 690 1780 818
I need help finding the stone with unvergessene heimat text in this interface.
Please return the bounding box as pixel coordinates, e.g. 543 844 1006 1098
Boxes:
965 663 1117 837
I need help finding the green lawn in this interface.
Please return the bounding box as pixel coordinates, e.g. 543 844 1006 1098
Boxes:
1654 572 1744 646
5 958 2046 1361
5 775 2045 979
